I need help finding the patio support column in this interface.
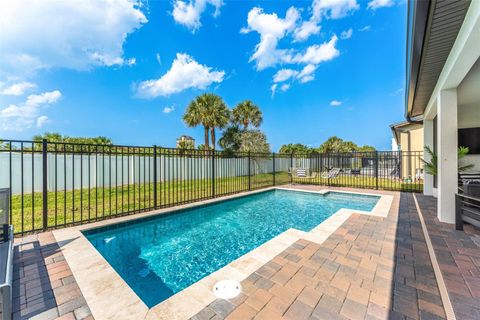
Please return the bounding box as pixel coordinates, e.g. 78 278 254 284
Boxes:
423 119 434 196
437 89 458 223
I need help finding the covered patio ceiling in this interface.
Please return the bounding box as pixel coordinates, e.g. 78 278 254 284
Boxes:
405 0 471 119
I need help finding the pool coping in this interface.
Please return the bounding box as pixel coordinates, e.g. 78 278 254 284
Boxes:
53 186 393 320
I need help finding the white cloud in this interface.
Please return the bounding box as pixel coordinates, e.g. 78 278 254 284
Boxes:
273 64 317 86
172 0 223 32
243 3 347 94
0 81 36 96
340 28 353 39
0 0 147 77
156 54 162 65
126 58 136 66
293 0 359 42
367 0 394 10
163 106 175 114
36 115 49 128
297 64 317 83
273 69 299 83
313 0 359 19
241 7 300 70
293 35 339 64
358 25 371 32
0 90 61 131
280 84 290 92
330 99 342 106
136 53 225 98
270 84 277 97
392 87 404 96
294 21 321 42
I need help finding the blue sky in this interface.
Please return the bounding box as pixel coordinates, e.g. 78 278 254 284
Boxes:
0 0 406 151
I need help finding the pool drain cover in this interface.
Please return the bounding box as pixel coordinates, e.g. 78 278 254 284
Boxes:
213 280 242 299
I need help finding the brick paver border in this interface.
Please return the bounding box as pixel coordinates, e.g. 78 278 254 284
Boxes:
12 232 92 320
192 189 448 320
13 186 478 320
416 194 480 320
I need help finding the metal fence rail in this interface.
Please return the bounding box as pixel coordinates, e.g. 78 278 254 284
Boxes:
291 151 423 192
0 139 423 235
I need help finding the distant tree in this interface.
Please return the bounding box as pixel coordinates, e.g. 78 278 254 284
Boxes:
239 130 270 153
33 132 63 142
316 136 376 153
279 143 312 155
341 141 358 152
317 136 346 153
232 100 263 130
0 140 8 150
357 145 376 152
197 144 212 151
218 125 242 152
177 139 194 150
32 132 113 146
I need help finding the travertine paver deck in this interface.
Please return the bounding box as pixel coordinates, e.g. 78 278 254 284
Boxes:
12 232 92 320
192 189 446 320
416 194 480 320
13 186 480 320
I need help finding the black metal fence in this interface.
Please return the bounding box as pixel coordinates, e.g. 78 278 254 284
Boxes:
0 139 423 235
291 151 424 192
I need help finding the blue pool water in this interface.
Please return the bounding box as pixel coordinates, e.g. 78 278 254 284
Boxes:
84 189 378 307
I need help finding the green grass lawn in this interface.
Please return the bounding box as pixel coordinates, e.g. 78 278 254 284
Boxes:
11 172 291 234
10 170 421 234
292 174 423 192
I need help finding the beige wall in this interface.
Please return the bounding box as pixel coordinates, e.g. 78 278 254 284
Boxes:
398 127 424 179
398 127 424 152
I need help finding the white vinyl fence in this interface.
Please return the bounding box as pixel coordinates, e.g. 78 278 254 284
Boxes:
0 153 305 195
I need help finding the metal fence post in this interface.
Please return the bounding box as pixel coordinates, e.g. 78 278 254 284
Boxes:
153 145 158 208
290 152 293 184
211 150 215 198
272 152 276 186
248 151 251 191
399 150 403 191
42 139 48 231
375 151 379 190
327 153 331 187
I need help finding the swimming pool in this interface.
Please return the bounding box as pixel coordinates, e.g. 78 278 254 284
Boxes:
84 189 379 307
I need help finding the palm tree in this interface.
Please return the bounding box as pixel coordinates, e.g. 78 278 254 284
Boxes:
183 94 211 150
421 146 474 175
205 94 230 148
232 100 262 130
183 93 230 150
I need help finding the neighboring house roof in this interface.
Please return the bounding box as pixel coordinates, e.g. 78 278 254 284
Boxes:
390 120 423 145
405 0 471 119
177 135 194 141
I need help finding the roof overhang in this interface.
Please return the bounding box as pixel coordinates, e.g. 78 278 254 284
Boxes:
405 0 471 120
390 120 423 144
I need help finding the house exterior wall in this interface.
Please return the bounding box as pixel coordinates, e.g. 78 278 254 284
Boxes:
420 0 480 223
408 128 424 152
398 127 424 179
